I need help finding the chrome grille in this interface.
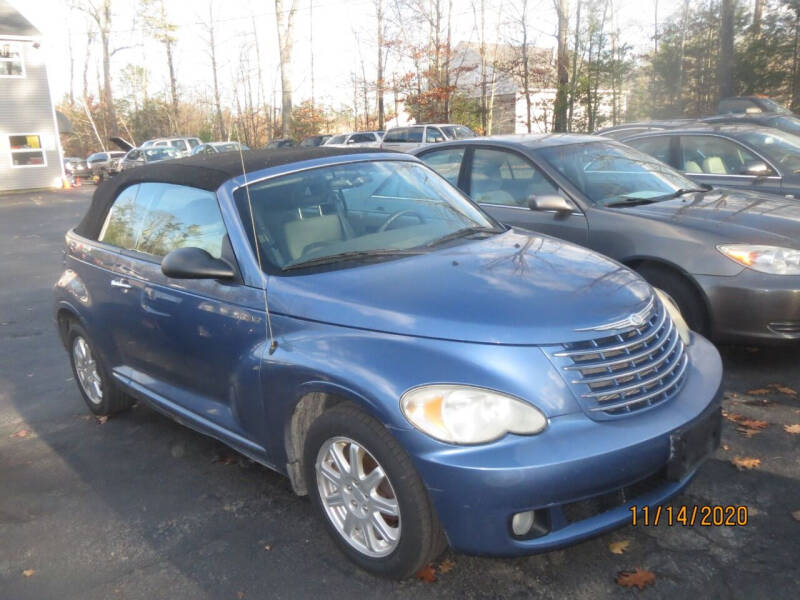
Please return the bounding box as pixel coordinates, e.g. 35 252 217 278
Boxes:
549 299 688 419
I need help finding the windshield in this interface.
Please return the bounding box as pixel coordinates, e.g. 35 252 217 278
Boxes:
759 98 792 115
536 142 700 206
767 116 800 135
737 129 800 172
233 160 498 270
441 125 475 139
143 148 178 161
213 143 242 153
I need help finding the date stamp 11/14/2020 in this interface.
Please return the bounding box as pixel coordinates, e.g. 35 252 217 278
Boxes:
631 505 749 527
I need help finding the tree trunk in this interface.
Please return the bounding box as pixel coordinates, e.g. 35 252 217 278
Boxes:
521 0 531 133
275 0 298 137
568 0 581 131
479 0 488 134
792 10 800 112
207 3 226 139
752 0 763 35
444 0 452 121
553 0 569 132
718 0 735 101
377 0 384 129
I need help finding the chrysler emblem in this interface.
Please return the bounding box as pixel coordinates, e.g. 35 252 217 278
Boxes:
576 296 654 332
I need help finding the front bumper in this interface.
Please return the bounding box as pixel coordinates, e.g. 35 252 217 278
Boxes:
695 270 800 343
396 334 723 556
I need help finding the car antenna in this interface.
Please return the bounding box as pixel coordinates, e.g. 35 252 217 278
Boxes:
235 127 278 355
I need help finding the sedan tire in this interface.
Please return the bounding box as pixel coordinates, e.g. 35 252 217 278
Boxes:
304 402 446 578
67 322 134 416
637 264 709 336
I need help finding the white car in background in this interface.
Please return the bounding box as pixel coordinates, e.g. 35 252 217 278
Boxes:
140 137 201 157
381 123 476 151
323 131 383 148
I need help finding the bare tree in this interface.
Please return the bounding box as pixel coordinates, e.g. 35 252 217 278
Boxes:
752 0 763 36
275 0 298 137
201 1 226 139
718 0 735 100
553 0 569 132
142 0 179 130
376 0 385 129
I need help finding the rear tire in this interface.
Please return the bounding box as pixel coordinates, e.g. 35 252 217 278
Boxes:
303 402 445 579
636 264 709 336
67 322 134 416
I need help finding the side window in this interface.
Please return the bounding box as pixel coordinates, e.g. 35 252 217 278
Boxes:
0 42 24 77
188 138 200 148
469 148 559 206
627 136 674 166
408 127 424 143
134 183 228 259
425 127 445 143
679 135 761 175
349 133 374 143
98 185 144 250
419 147 466 186
383 128 407 143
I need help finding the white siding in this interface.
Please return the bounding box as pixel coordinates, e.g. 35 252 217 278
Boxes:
0 37 62 191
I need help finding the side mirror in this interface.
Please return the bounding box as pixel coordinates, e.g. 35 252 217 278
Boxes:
744 161 772 177
161 247 235 280
527 194 574 212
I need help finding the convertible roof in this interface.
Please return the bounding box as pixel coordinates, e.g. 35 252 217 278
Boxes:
75 147 396 239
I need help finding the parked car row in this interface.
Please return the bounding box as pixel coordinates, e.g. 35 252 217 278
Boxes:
55 109 799 579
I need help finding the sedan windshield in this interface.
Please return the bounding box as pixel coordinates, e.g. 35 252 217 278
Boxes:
234 160 499 270
143 148 178 161
441 125 476 139
535 142 701 206
737 129 800 172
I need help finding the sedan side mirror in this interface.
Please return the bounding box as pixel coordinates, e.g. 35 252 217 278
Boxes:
744 161 773 177
528 194 574 212
161 247 235 280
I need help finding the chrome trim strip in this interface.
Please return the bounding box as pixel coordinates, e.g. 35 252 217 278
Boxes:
554 306 667 357
575 296 655 332
588 354 689 411
563 319 674 371
582 346 686 399
572 326 679 385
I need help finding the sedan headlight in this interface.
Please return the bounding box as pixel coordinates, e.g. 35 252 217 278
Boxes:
717 244 800 275
400 385 547 444
654 289 691 345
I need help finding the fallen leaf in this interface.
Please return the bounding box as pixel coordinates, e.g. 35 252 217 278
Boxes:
731 456 761 471
10 429 29 438
237 592 245 600
22 569 35 577
213 453 237 465
616 568 656 590
95 415 108 424
791 510 800 522
770 384 797 396
416 564 437 583
263 545 271 551
784 424 800 435
747 388 771 396
609 540 630 555
738 427 762 438
438 558 455 574
722 444 730 451
737 418 768 430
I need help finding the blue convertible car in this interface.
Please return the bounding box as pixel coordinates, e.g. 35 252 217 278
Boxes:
54 147 723 578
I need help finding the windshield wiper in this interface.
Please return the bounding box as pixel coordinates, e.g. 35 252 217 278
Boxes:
422 226 501 248
607 188 707 208
282 249 424 271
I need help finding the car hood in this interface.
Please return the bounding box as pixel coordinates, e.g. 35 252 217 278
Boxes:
621 188 800 245
267 229 653 345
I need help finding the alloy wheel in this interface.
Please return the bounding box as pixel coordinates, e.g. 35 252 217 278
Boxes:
72 336 103 405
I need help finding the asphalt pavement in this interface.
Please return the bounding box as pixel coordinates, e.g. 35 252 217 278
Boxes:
1 188 798 599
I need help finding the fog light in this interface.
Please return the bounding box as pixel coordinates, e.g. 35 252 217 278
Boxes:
511 510 535 536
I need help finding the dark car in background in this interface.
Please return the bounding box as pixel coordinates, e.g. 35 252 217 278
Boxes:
413 135 800 343
595 119 698 140
300 134 332 147
717 96 793 115
191 142 250 155
118 147 180 171
622 125 800 198
267 138 297 149
700 112 800 136
55 147 722 578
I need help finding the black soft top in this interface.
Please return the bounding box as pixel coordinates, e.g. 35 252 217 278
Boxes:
75 146 397 239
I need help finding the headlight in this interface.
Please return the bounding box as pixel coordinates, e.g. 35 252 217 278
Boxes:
717 244 800 275
400 385 547 444
654 289 691 345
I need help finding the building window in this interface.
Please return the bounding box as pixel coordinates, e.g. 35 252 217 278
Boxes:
9 134 46 167
0 42 24 77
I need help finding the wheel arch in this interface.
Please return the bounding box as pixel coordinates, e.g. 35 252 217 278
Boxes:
54 300 86 348
622 256 713 331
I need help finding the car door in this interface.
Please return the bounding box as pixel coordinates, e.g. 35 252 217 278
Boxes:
424 127 446 144
423 146 589 245
676 134 783 195
115 182 268 444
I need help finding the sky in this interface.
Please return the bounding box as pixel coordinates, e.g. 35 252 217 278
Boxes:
12 0 682 112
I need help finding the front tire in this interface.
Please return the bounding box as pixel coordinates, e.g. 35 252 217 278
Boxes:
304 403 445 578
636 264 709 336
67 322 134 416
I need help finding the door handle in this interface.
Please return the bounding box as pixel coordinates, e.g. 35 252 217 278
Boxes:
110 278 132 290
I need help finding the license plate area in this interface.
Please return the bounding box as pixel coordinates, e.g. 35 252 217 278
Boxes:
666 404 722 481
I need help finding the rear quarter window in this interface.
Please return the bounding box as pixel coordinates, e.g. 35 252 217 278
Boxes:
383 128 407 143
